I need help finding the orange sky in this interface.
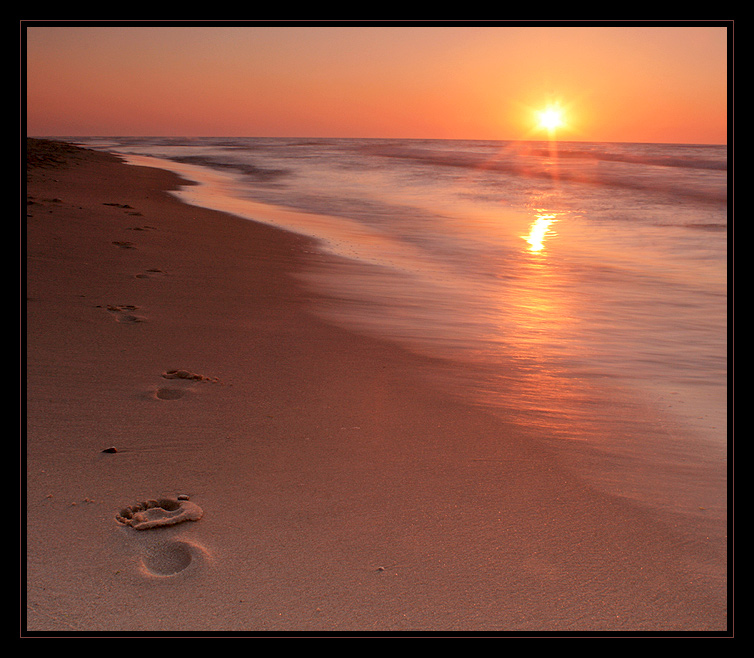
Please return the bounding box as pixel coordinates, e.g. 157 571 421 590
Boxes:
24 24 729 144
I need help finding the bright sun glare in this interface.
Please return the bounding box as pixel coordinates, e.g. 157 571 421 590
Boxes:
538 106 564 132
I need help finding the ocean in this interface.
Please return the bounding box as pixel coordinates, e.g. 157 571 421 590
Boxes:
70 136 728 517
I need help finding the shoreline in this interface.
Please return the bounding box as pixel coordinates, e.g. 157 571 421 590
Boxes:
25 139 728 634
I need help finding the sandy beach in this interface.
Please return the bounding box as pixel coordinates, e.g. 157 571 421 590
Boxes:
24 139 728 635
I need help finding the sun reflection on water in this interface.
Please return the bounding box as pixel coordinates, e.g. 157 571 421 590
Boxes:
523 213 558 252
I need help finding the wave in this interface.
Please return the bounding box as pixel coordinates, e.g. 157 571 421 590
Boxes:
357 141 728 205
169 154 290 182
519 146 726 172
358 139 726 169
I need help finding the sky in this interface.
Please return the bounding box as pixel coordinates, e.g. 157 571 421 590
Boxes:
24 23 729 144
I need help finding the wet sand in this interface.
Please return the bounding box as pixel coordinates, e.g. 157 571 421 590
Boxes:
24 139 727 635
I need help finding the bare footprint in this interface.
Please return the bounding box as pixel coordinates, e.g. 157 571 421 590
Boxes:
106 304 146 324
162 369 220 383
135 268 167 280
116 497 203 530
145 370 221 402
154 387 186 401
139 538 210 577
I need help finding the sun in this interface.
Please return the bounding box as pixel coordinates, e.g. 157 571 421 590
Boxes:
537 105 565 132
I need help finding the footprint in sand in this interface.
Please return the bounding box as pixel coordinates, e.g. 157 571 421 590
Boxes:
154 387 186 400
134 268 167 280
103 203 145 219
115 496 209 578
112 240 137 249
138 538 210 577
148 370 222 401
162 369 221 383
106 304 146 324
116 497 204 531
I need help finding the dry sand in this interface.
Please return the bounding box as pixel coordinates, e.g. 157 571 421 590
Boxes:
24 139 728 635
